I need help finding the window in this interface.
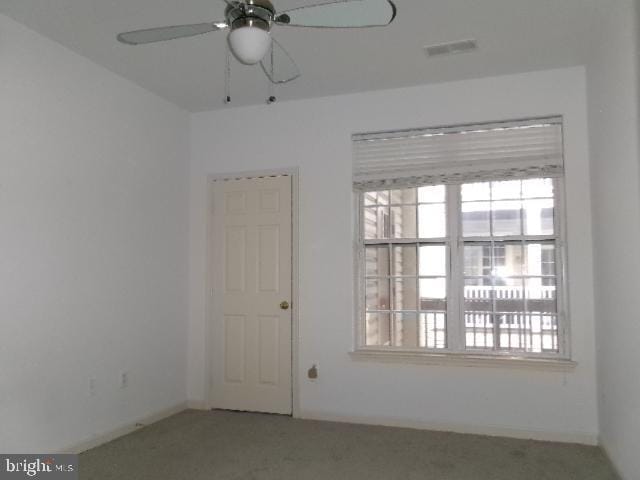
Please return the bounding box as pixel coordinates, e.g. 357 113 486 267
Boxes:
354 118 569 360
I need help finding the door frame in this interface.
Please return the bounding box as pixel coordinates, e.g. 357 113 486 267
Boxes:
204 168 300 417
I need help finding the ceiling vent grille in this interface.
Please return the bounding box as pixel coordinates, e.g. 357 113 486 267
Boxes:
424 39 478 58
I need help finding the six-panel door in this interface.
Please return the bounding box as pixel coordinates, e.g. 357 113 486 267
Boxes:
211 175 292 415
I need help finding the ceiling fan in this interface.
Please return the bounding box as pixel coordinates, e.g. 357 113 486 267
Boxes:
117 0 397 86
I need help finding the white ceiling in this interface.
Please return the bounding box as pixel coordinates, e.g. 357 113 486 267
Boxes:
0 0 599 112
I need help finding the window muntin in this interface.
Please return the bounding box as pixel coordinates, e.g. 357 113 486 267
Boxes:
359 177 565 358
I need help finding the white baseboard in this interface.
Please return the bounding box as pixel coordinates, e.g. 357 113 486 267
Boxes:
187 400 209 410
60 402 188 454
297 410 599 446
58 403 597 454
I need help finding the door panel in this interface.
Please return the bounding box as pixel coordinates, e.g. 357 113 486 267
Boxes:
224 315 246 383
225 227 246 293
258 314 280 386
211 175 292 415
257 225 280 292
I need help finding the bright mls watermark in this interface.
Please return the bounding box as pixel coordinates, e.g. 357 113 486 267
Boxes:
0 455 77 479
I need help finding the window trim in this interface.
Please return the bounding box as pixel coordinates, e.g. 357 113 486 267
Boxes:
348 349 577 371
352 177 573 366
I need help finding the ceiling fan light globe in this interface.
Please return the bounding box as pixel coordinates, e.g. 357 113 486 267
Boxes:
228 26 271 65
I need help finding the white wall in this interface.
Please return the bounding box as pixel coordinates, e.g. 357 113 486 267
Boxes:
0 15 190 452
189 66 600 443
587 1 640 478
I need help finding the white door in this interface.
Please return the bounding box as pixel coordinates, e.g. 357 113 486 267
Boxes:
210 175 292 414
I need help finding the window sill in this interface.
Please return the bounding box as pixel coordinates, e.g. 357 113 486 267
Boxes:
349 349 577 371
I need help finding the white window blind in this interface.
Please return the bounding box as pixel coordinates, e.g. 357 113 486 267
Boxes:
353 117 564 191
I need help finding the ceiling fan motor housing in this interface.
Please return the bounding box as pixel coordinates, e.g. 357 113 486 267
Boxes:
226 0 275 33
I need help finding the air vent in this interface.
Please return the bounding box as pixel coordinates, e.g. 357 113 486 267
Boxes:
424 39 478 58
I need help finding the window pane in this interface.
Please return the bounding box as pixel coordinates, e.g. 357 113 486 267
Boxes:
464 245 491 276
365 313 390 346
494 313 559 353
393 313 419 348
391 206 417 238
524 243 556 276
465 313 494 349
523 198 554 235
390 188 417 205
366 278 390 310
494 243 523 277
526 278 557 313
364 190 389 206
462 202 491 237
540 315 559 352
462 182 490 202
392 245 417 276
494 278 524 312
541 244 556 278
419 278 447 298
421 312 447 349
491 180 521 200
392 278 417 310
418 204 446 238
419 245 446 276
522 178 553 199
418 185 445 203
464 277 493 312
492 201 521 236
497 312 528 351
365 246 389 277
419 278 446 310
364 206 390 239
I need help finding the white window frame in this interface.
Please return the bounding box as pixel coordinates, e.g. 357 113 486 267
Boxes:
352 177 574 369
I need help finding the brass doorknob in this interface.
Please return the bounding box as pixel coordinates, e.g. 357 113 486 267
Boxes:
280 301 290 310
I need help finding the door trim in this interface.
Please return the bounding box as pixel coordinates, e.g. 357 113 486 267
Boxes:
204 168 300 417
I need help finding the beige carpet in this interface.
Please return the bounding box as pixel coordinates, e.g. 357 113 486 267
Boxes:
79 409 619 479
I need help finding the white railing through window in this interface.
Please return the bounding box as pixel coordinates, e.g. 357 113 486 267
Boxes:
464 285 555 300
463 285 558 353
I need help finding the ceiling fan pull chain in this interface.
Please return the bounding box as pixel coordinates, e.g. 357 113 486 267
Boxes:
224 44 232 104
267 42 276 104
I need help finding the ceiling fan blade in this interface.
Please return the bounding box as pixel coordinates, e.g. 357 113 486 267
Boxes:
260 38 301 84
117 23 226 45
275 0 396 28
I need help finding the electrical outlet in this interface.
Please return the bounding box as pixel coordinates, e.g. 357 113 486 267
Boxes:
88 377 96 397
119 371 129 389
308 364 319 382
